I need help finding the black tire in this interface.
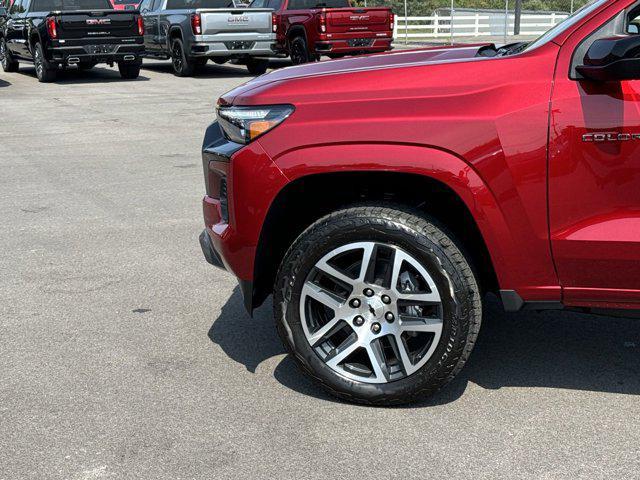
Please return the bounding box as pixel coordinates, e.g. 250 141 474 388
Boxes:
212 57 228 65
289 36 311 65
34 42 56 83
170 38 195 77
273 205 482 406
246 58 268 75
195 58 208 67
0 37 19 72
118 61 141 79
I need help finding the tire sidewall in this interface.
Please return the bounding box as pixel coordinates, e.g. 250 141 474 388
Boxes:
171 39 185 75
1 38 9 71
290 37 308 65
275 208 477 402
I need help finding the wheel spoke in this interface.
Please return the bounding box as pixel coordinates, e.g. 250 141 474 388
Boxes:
301 281 344 311
326 339 360 368
400 316 443 334
315 260 357 287
357 242 375 282
307 317 342 346
391 250 441 303
393 334 416 375
366 339 390 381
396 291 441 303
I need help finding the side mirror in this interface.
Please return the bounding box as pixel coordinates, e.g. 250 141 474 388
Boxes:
629 24 639 35
0 7 7 16
577 35 640 81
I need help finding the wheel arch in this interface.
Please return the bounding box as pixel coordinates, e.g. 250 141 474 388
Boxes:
167 25 183 46
250 145 511 311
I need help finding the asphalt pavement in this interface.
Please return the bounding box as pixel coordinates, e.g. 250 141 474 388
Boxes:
1 59 640 480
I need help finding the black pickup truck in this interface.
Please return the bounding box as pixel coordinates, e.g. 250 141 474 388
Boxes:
0 0 144 82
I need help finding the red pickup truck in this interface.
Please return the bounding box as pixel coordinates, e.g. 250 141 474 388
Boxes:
250 0 393 64
200 0 640 405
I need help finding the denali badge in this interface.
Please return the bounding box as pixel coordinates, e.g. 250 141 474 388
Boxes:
86 18 111 25
583 132 640 142
228 15 249 23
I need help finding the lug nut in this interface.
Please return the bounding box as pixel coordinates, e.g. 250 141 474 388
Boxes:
371 322 381 334
353 316 365 327
385 312 395 323
381 294 391 304
350 298 361 308
363 288 374 297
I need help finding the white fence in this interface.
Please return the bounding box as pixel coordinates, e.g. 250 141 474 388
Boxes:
393 12 569 41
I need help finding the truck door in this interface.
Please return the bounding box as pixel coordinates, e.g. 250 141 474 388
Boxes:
5 0 26 58
140 0 161 52
549 1 640 307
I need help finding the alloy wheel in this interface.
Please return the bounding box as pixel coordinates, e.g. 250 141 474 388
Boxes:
1 41 7 69
172 42 183 73
299 241 444 384
34 47 43 79
290 40 306 65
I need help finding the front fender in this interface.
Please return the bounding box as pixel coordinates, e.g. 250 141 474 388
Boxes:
271 142 552 300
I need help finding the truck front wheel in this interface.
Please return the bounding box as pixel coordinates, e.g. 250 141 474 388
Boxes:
171 38 196 77
273 205 482 406
0 38 19 72
34 42 56 83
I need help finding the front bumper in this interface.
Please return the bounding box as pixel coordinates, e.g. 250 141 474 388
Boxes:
200 120 289 313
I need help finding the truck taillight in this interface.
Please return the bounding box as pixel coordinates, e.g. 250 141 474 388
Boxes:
272 12 277 32
191 13 201 35
390 12 394 30
137 15 144 36
318 11 326 33
46 17 57 39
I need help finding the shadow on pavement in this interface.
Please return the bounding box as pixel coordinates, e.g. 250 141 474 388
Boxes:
208 287 640 406
0 79 10 88
16 66 149 84
141 59 292 78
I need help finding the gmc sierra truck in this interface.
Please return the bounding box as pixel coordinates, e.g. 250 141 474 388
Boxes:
139 0 275 76
0 0 144 81
200 0 640 405
249 0 393 64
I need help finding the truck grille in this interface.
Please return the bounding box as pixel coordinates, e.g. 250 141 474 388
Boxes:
347 38 374 47
224 41 255 51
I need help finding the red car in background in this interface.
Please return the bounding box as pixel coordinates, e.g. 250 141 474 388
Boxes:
109 0 140 10
250 0 393 64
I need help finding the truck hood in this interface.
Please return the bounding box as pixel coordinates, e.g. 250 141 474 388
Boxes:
220 44 488 105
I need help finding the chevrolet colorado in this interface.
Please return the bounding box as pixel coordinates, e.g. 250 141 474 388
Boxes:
0 0 144 81
249 0 393 64
140 0 275 76
200 0 640 405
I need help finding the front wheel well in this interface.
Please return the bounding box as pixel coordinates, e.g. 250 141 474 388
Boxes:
252 171 499 309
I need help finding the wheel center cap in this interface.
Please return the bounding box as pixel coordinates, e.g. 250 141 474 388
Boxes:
366 297 384 319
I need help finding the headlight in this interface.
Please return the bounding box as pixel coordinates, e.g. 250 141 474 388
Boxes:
216 104 295 145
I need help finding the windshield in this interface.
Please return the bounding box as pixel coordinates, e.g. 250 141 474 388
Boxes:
525 0 608 51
